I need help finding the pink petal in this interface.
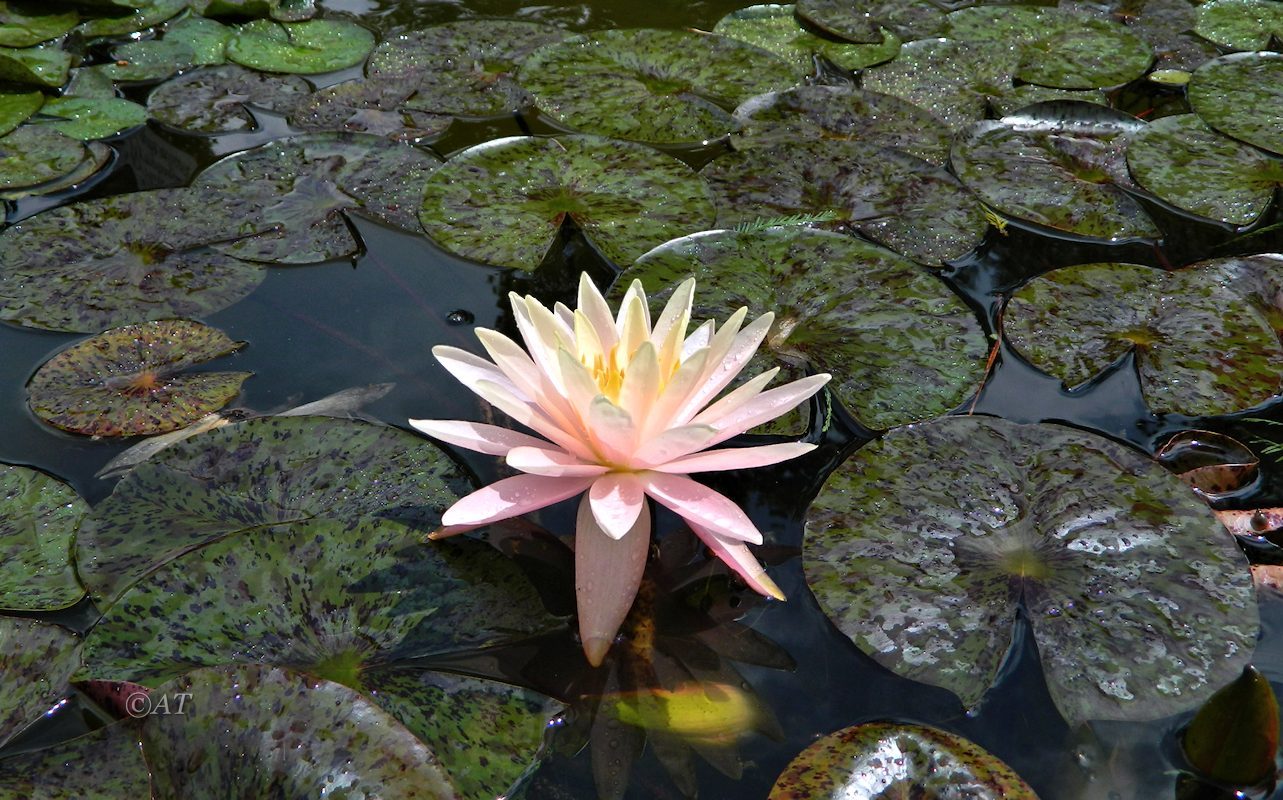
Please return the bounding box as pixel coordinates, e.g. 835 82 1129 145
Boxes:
688 520 784 600
642 347 710 440
577 273 619 352
689 368 779 428
676 311 774 424
407 419 549 456
576 494 650 666
587 396 636 464
632 423 718 468
618 341 659 425
704 375 830 447
441 473 594 527
507 446 609 478
588 473 646 540
641 472 763 544
652 442 816 473
475 328 577 425
469 379 596 462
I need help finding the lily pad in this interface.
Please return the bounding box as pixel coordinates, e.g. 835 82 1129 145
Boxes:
769 722 1038 799
988 84 1109 116
194 132 441 264
289 77 452 140
519 28 797 144
951 103 1160 240
713 4 900 74
64 66 117 99
1183 665 1280 786
0 187 270 333
26 319 250 438
1156 430 1259 500
1122 0 1221 72
418 134 715 271
803 416 1259 723
0 140 110 200
0 724 152 799
1126 113 1282 226
861 38 1017 132
102 38 196 82
795 0 946 42
146 63 311 134
32 96 148 140
226 18 374 75
620 227 989 431
0 126 89 190
192 0 317 20
0 3 78 48
0 44 70 88
1189 52 1283 157
702 139 985 265
0 618 80 748
0 88 41 136
0 464 86 611
1195 0 1283 50
75 0 186 39
75 415 472 602
163 14 232 65
731 85 951 164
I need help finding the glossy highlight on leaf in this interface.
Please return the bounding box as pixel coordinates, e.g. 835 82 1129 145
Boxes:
147 63 311 134
1189 52 1283 157
74 0 185 39
713 4 900 74
226 18 374 75
0 464 85 611
0 88 40 136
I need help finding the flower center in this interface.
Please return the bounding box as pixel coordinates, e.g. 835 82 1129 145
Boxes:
588 346 626 402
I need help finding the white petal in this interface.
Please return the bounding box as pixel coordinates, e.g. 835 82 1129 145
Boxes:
587 395 636 464
507 446 609 477
704 374 831 447
577 272 618 352
632 423 718 468
588 473 646 539
441 473 595 526
615 278 652 332
641 471 763 544
616 288 650 364
618 340 659 425
575 494 650 666
676 310 773 424
652 442 816 473
476 328 583 438
652 278 694 375
408 418 549 456
642 347 709 439
432 345 522 400
681 319 714 360
471 379 596 462
689 368 779 427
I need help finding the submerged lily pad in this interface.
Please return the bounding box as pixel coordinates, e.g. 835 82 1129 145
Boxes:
769 722 1038 799
27 320 250 438
1126 114 1282 226
620 228 988 430
0 724 152 799
520 28 796 144
146 63 311 134
713 4 900 73
0 3 78 48
0 618 80 748
75 0 185 38
0 44 70 88
32 96 148 140
0 187 270 332
804 416 1258 723
1195 0 1283 51
289 77 452 140
226 18 374 74
0 464 85 611
0 126 91 190
795 0 946 42
0 89 41 136
1189 52 1283 157
703 139 985 265
418 134 714 271
194 132 441 264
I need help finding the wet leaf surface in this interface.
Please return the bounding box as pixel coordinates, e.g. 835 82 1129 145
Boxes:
0 125 85 190
103 38 197 82
32 96 148 140
0 618 80 748
619 227 988 431
1003 261 1283 415
163 14 232 65
0 140 109 200
0 44 70 88
713 4 900 73
0 724 151 799
795 0 946 42
0 89 41 136
419 134 715 270
226 18 373 74
191 0 316 21
1189 52 1283 157
1195 0 1283 50
1182 665 1280 786
289 77 452 140
0 3 78 48
146 63 311 133
804 416 1259 724
75 0 186 38
0 464 85 611
26 319 250 438
861 38 1017 132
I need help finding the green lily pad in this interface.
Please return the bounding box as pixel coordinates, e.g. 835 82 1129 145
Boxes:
0 44 70 88
164 14 231 64
194 132 441 264
713 4 900 74
226 18 374 75
703 140 985 265
1195 0 1283 50
519 28 797 144
418 134 715 271
0 3 78 48
731 85 951 164
0 88 41 136
146 63 311 133
769 722 1038 799
289 77 452 141
1183 665 1280 785
26 319 250 438
621 227 988 431
75 0 186 39
0 724 152 799
1003 261 1283 416
192 0 316 21
75 415 473 603
0 464 86 611
795 0 946 42
365 20 570 118
0 618 80 748
861 38 1017 132
102 38 196 82
0 139 110 200
64 66 117 99
988 84 1109 117
32 96 147 139
1126 113 1282 226
0 186 270 333
803 416 1259 723
0 126 89 190
1189 52 1283 157
951 103 1160 240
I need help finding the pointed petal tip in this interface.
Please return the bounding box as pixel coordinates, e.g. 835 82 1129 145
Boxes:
759 573 786 602
582 636 612 667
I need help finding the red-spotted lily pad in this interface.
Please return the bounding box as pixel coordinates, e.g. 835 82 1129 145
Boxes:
103 39 197 82
769 722 1037 799
1002 261 1283 416
31 96 148 140
702 139 985 265
0 464 86 611
804 416 1258 724
194 132 441 264
146 63 312 134
0 44 71 87
226 18 373 74
289 77 451 140
713 4 900 74
0 187 270 333
1189 52 1283 157
0 724 152 798
1195 0 1283 50
0 126 90 190
0 3 78 48
795 0 946 42
1126 114 1283 226
619 227 989 431
1202 253 1283 336
74 0 185 39
0 618 81 749
418 134 714 271
26 320 250 438
952 103 1159 240
519 28 797 144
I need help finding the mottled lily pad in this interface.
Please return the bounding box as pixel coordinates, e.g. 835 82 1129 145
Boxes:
1189 52 1283 157
0 464 85 611
713 4 900 74
418 134 714 271
951 103 1160 240
1003 262 1283 416
102 38 196 82
0 187 270 333
226 19 374 74
194 132 441 264
1195 0 1283 50
1126 113 1282 226
703 139 985 265
795 0 946 42
75 0 186 38
0 44 70 88
804 416 1259 723
989 84 1108 116
0 618 80 748
0 724 152 799
861 38 1017 132
27 320 250 438
147 63 311 134
620 227 988 431
769 722 1037 799
289 77 452 140
32 96 148 140
731 85 951 164
520 28 796 144
0 140 110 201
0 3 78 48
0 126 89 190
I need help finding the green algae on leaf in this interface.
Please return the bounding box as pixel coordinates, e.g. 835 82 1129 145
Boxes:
702 139 985 266
74 0 186 39
1189 52 1283 157
804 416 1258 724
620 228 988 431
0 3 78 48
0 44 70 88
1195 0 1283 50
0 618 81 749
289 77 452 141
226 18 374 74
0 126 90 190
418 134 715 271
519 28 796 144
1182 665 1280 786
146 63 311 133
0 89 41 136
26 319 250 438
32 96 148 140
0 464 86 611
795 0 945 42
768 722 1038 799
0 724 151 799
713 4 900 74
1003 262 1283 416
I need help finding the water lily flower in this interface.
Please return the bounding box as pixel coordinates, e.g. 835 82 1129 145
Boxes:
410 273 829 666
